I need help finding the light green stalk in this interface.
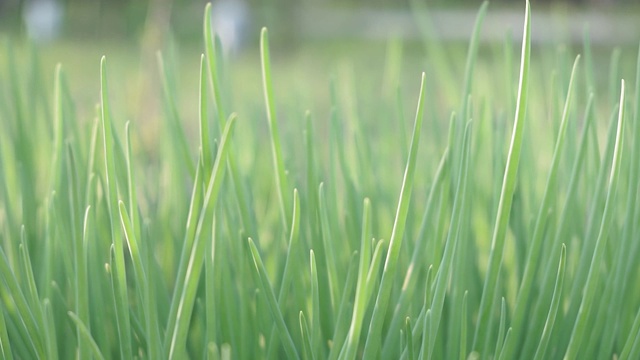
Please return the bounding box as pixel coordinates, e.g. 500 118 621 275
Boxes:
473 0 531 353
260 27 292 232
501 55 580 359
167 116 236 359
361 71 426 358
564 80 626 360
533 244 566 360
100 56 132 359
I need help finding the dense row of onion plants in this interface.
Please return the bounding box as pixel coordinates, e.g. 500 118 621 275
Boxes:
1 1 640 359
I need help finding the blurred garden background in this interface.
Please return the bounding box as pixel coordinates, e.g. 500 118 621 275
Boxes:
1 0 639 43
0 0 638 152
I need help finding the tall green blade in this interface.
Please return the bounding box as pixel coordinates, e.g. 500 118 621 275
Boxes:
167 116 236 358
248 238 300 360
341 198 372 360
501 55 580 359
382 148 448 358
199 54 214 180
0 298 14 360
564 80 626 360
361 71 426 358
428 121 472 359
68 312 106 360
100 56 132 359
260 27 291 232
473 0 531 352
532 244 566 360
265 188 302 358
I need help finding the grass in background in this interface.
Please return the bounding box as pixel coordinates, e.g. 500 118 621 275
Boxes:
1 1 640 359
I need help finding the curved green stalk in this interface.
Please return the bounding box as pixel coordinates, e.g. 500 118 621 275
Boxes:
266 188 301 358
67 312 106 360
341 198 372 360
100 56 132 359
501 55 580 359
533 244 566 360
260 27 291 232
167 116 236 359
248 238 300 360
382 148 448 357
564 80 626 360
428 121 472 359
299 311 315 360
473 1 531 352
361 71 426 358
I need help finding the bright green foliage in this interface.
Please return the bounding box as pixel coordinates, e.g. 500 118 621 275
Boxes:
1 1 640 359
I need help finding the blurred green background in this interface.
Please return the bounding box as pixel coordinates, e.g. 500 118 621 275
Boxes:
1 0 638 41
0 0 638 156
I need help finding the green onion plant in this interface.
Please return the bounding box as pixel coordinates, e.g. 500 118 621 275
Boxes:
1 1 640 359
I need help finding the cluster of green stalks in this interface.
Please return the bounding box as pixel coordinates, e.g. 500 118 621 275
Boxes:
1 1 640 359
